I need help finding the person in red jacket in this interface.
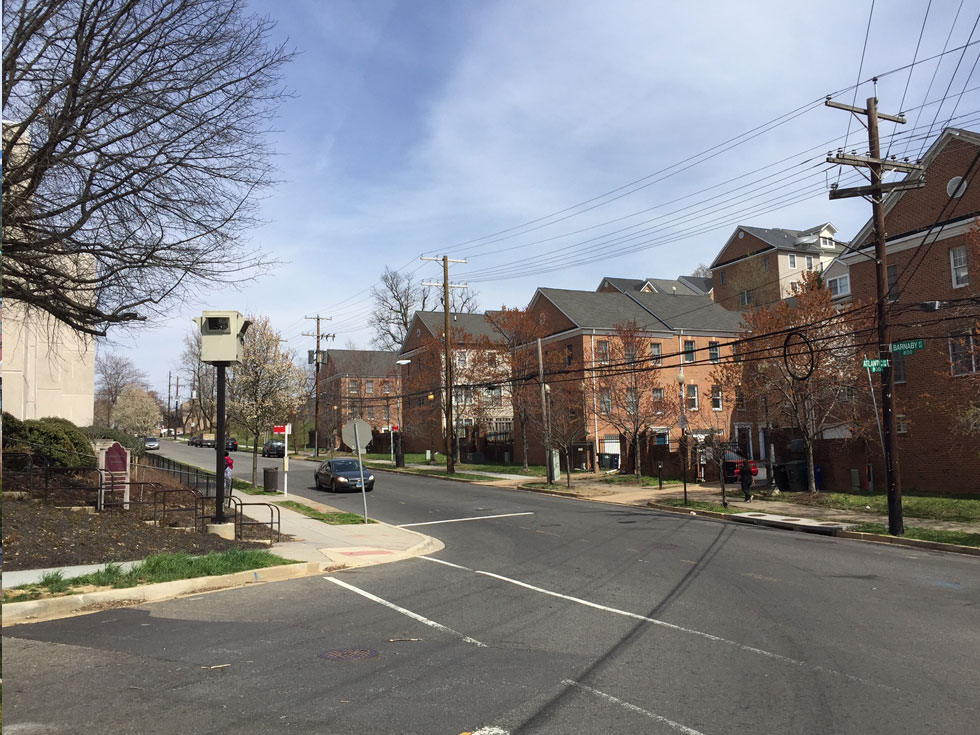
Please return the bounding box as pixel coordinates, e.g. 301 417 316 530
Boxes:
224 452 234 492
737 458 756 502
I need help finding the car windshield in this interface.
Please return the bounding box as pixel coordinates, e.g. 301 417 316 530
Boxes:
333 460 360 472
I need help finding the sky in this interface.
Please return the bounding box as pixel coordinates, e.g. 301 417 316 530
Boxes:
107 0 980 399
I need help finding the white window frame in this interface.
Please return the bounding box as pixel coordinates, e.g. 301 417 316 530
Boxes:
950 245 969 288
652 387 665 402
788 254 797 269
599 389 612 413
827 274 850 297
711 385 723 411
896 415 908 433
949 332 978 376
806 255 814 271
709 341 720 363
366 380 374 394
686 384 699 411
683 340 696 363
649 342 662 365
740 290 751 306
762 255 769 271
596 340 610 364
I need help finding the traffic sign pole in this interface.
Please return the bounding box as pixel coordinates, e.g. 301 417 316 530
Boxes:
353 421 369 523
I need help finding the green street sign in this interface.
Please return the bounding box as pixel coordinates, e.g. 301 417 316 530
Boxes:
862 358 890 369
890 338 924 356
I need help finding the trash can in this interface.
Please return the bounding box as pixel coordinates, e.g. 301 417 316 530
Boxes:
263 466 279 492
773 463 790 493
785 460 807 492
814 465 823 491
395 453 405 468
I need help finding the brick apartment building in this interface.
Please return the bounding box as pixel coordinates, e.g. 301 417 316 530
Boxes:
397 312 512 458
839 127 980 494
710 223 844 309
519 287 743 471
320 349 400 449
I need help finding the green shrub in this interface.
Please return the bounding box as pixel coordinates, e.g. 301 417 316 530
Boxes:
1 413 96 468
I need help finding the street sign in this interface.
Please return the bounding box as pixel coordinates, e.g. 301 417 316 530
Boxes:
862 358 890 370
890 338 924 356
342 419 372 452
273 424 286 434
391 425 399 432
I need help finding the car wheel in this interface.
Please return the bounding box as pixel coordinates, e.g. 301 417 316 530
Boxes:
330 478 338 492
314 476 322 491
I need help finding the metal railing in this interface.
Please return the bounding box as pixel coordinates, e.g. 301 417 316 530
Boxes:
223 496 281 544
142 453 217 497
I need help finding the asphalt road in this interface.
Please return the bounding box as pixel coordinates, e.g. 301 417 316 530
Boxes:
5 441 979 734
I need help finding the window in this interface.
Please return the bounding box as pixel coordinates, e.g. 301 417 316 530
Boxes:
366 407 375 420
733 342 743 362
949 332 978 375
820 236 835 248
735 387 746 410
789 254 797 268
806 255 814 271
711 385 723 411
488 352 497 367
652 387 665 402
762 256 770 271
892 350 906 383
887 264 900 302
454 352 466 368
624 343 637 362
720 271 726 285
951 245 969 288
599 389 612 413
348 380 358 395
686 384 699 411
649 342 662 365
347 406 355 418
565 344 573 367
683 340 696 363
366 380 374 394
626 388 639 415
383 381 390 394
709 341 720 363
596 340 610 364
416 395 425 407
827 274 850 297
740 290 751 306
896 415 908 434
489 386 503 406
383 406 390 421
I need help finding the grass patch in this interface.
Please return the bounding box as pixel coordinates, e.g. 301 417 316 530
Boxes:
233 477 279 495
3 549 298 602
848 523 980 548
276 500 374 524
657 498 741 514
781 492 980 522
599 473 684 488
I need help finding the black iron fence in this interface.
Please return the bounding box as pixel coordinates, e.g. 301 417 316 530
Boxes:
142 453 219 497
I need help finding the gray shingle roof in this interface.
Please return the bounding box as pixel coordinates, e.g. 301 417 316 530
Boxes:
598 276 698 295
326 349 398 376
677 275 713 294
538 289 671 331
741 226 803 249
629 292 743 332
415 312 506 343
645 278 699 295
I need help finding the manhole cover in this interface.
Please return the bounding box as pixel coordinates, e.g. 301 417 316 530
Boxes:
318 648 380 662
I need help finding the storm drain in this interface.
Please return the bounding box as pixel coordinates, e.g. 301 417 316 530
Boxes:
318 648 380 662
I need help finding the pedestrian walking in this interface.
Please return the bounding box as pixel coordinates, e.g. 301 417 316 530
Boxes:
224 451 234 493
738 458 754 502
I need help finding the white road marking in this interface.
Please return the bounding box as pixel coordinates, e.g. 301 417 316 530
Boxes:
563 680 706 735
397 512 534 528
437 566 891 689
324 577 486 647
420 556 473 571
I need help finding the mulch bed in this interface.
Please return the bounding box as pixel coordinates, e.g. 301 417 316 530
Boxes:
2 498 269 571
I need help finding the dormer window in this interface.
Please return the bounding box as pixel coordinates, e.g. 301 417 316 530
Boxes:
820 237 835 248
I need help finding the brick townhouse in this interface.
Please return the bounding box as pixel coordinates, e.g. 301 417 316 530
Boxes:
397 312 512 458
840 127 980 494
710 223 845 309
519 287 743 471
320 349 400 448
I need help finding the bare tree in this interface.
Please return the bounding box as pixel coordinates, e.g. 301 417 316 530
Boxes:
691 264 712 278
370 266 480 351
95 352 149 426
179 331 216 434
227 315 306 485
2 0 293 336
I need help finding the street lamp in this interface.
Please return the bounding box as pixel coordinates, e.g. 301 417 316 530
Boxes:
677 370 688 505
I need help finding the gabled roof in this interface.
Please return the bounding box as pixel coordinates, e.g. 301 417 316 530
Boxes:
414 311 506 343
677 275 713 295
710 223 843 269
629 292 743 333
534 288 742 334
325 349 397 376
597 276 699 295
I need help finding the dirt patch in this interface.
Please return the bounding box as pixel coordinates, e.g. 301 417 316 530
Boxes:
2 498 268 571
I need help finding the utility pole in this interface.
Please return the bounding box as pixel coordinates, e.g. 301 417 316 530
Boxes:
304 314 334 458
167 371 172 437
174 376 180 436
537 337 554 484
421 255 467 474
826 90 925 536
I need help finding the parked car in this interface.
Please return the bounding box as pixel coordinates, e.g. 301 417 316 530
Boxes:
314 458 374 492
188 435 203 447
723 450 757 485
144 436 160 450
203 435 216 448
261 440 285 458
226 437 239 451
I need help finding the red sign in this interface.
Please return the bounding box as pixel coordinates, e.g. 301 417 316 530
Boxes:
273 425 286 434
392 425 399 431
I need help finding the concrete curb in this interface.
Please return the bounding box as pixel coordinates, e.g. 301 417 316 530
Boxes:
646 501 980 556
2 561 343 627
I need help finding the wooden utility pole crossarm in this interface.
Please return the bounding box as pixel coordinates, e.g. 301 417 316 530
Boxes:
826 93 906 535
